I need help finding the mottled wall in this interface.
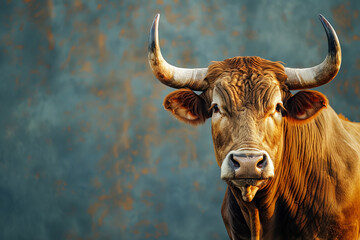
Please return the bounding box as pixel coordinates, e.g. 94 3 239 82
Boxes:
0 0 359 239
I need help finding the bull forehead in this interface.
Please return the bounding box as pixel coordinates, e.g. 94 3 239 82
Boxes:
212 72 282 114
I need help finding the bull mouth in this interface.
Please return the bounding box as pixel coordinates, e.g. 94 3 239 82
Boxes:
230 178 270 187
227 178 271 202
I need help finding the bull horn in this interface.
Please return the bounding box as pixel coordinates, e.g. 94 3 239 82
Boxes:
285 15 341 90
148 14 209 90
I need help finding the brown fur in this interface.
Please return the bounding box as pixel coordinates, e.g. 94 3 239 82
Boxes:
162 56 360 239
268 107 360 239
206 56 288 86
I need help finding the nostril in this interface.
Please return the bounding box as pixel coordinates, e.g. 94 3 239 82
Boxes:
230 154 240 169
257 155 267 169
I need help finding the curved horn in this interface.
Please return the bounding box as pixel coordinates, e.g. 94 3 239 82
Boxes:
148 14 209 91
285 15 341 90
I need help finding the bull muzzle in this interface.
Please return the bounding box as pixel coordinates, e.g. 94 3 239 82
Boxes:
221 149 275 202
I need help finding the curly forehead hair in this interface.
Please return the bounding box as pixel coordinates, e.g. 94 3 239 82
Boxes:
205 56 289 88
204 56 291 113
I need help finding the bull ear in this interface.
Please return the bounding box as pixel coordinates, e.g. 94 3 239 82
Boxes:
163 89 210 125
284 90 328 123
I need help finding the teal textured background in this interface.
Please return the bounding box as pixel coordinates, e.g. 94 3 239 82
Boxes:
1 0 359 239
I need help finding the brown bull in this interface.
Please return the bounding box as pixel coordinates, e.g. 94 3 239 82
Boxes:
148 14 360 239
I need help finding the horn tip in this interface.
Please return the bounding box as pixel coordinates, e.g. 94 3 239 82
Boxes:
154 13 160 21
318 14 331 30
151 13 160 29
149 14 161 53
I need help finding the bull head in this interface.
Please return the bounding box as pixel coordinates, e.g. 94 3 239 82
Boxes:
148 14 341 202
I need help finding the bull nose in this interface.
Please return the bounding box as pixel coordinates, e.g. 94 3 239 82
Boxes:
221 150 274 180
230 153 267 175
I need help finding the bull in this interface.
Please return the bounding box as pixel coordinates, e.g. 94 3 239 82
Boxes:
148 14 360 239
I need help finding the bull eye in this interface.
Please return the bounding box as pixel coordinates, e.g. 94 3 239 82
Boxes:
213 104 220 113
275 103 285 116
212 104 220 114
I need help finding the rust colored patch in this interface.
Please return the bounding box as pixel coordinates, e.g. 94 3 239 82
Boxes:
97 33 108 63
123 79 135 107
80 61 92 72
143 134 152 161
239 5 247 23
15 77 19 88
245 29 257 40
141 168 149 174
34 172 40 180
121 119 131 149
80 121 91 133
19 23 24 31
117 195 133 211
88 202 102 216
353 82 360 95
164 5 181 24
182 14 196 26
92 177 102 189
54 180 67 195
114 161 121 175
215 17 225 30
193 181 200 191
157 0 163 4
160 39 167 47
98 208 109 226
356 59 360 69
119 28 125 38
30 69 39 74
47 0 54 18
200 27 214 36
60 45 76 69
115 180 123 193
155 223 168 235
142 222 169 238
96 90 104 97
34 9 47 18
132 150 138 156
113 144 119 158
74 0 83 9
134 172 140 181
99 195 112 201
332 4 353 30
181 49 198 65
